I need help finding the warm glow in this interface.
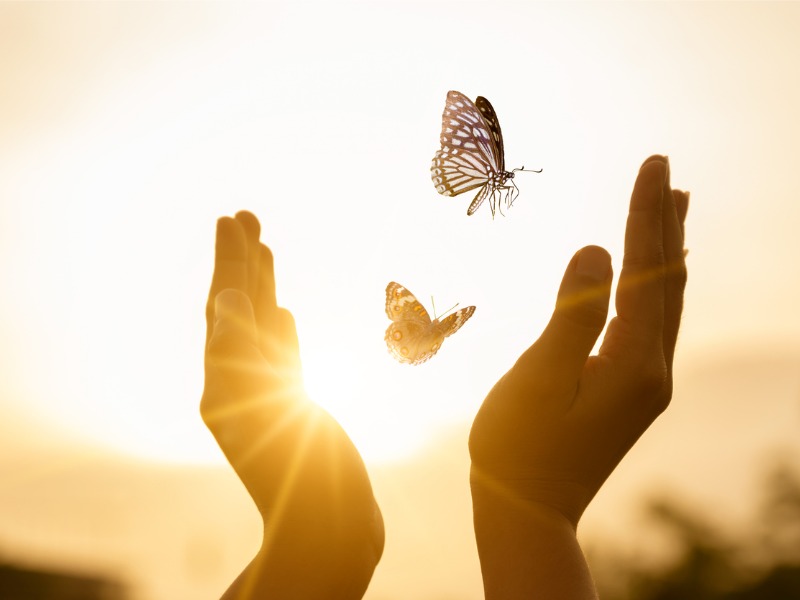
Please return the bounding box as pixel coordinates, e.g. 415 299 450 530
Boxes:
2 2 800 599
302 339 436 465
4 1 799 468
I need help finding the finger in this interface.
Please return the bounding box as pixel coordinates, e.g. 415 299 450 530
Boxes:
254 243 279 347
612 156 669 358
206 217 247 346
662 188 689 370
676 189 689 240
235 210 262 302
514 245 612 397
275 308 303 388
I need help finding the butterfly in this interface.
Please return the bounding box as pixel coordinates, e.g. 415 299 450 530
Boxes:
384 282 476 365
431 90 540 217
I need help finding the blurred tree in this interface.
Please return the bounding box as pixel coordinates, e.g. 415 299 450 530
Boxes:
592 461 800 600
0 562 128 600
756 462 800 565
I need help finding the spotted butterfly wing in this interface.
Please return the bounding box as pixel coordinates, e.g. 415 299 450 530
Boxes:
384 282 475 365
431 90 516 216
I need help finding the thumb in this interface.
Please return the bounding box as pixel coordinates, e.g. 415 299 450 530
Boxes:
207 288 258 360
202 288 265 422
515 246 613 394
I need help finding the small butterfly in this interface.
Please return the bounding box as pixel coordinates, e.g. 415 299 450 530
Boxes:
431 90 540 217
384 282 476 366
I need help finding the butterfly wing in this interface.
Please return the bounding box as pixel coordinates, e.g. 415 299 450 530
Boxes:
384 282 475 365
434 306 476 339
467 184 492 217
385 282 437 365
431 91 502 200
385 282 432 324
475 96 505 173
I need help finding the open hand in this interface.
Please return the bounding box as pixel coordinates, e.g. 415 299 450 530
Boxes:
469 156 689 598
201 212 383 599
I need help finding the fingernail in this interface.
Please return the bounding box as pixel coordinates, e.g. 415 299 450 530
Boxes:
640 154 668 171
576 247 611 281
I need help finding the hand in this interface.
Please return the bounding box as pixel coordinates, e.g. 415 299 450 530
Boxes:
469 156 688 598
201 212 383 599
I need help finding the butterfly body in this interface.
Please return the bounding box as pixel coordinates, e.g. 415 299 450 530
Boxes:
384 282 475 365
431 90 535 217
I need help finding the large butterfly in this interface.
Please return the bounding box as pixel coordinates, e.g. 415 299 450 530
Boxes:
384 282 475 366
431 90 539 217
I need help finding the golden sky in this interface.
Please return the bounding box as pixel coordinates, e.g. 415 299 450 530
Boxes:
1 2 799 598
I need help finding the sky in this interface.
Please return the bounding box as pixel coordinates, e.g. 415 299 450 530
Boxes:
1 2 799 598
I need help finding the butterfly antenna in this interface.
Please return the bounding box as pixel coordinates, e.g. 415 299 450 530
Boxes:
438 302 460 319
512 165 543 174
431 296 459 320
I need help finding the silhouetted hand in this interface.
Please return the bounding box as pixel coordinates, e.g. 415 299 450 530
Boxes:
469 156 689 599
201 212 383 599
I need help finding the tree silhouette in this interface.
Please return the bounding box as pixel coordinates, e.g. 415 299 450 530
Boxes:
592 461 800 599
0 562 128 600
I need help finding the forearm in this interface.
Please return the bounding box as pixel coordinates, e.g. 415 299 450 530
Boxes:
215 409 384 599
213 413 385 599
220 504 384 600
471 477 597 600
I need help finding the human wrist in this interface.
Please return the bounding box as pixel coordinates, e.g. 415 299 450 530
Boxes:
470 468 597 600
470 461 594 529
471 472 577 543
240 499 382 600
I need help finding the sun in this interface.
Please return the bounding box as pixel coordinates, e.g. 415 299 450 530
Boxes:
301 348 428 466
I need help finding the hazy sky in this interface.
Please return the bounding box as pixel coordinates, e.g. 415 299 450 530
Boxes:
1 2 799 598
2 1 798 466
